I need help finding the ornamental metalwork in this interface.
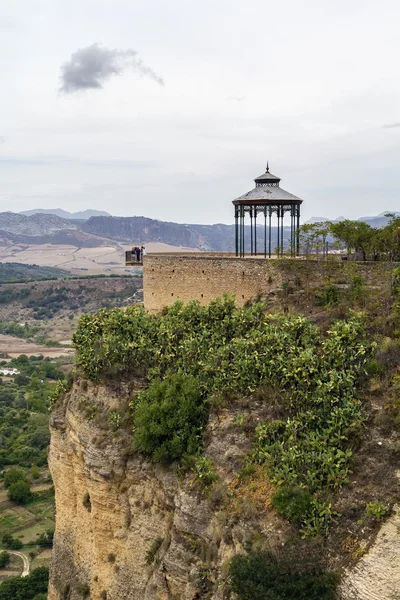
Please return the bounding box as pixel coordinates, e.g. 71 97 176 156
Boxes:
232 164 303 258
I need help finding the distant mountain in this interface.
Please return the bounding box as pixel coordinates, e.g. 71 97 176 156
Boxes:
306 212 400 228
20 208 111 220
0 212 77 236
0 212 110 247
82 215 283 252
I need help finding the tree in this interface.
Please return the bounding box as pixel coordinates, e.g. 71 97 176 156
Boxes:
329 220 374 260
299 222 331 258
0 551 10 568
8 480 32 504
1 533 22 550
15 374 30 387
4 468 26 489
0 567 49 600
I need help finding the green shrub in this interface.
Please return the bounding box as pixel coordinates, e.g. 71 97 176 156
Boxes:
271 487 334 537
4 468 27 488
1 533 22 550
185 455 218 488
0 551 10 568
317 284 340 307
8 480 32 504
365 501 388 521
134 375 207 464
229 552 338 600
271 487 314 524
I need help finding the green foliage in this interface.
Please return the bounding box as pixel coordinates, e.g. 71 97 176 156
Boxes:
229 552 339 600
48 380 67 411
37 528 54 548
188 455 218 487
272 487 314 524
255 314 371 496
365 501 388 521
0 567 49 600
0 263 68 282
75 298 372 513
0 321 40 340
317 284 340 307
0 551 10 568
133 375 206 463
108 411 121 430
1 533 22 550
4 469 26 489
330 220 373 258
145 537 163 565
271 487 334 537
8 480 32 504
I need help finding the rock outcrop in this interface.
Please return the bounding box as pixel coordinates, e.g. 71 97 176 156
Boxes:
48 379 281 600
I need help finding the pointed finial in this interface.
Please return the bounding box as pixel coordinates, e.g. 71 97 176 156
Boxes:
266 161 269 172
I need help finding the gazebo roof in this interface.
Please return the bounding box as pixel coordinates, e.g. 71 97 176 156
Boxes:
233 186 302 205
233 164 303 205
254 165 281 184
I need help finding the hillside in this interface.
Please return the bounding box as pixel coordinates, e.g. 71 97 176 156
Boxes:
47 271 400 600
0 263 70 282
82 215 278 251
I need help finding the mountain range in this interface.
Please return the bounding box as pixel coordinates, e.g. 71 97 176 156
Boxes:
0 210 398 251
305 211 400 228
19 208 111 220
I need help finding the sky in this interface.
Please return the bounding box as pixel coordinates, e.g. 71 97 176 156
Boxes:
1 0 400 224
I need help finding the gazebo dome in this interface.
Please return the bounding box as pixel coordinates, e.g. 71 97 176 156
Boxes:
254 163 281 186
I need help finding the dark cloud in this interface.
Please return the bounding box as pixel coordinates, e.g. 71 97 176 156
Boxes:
382 122 400 129
60 43 164 93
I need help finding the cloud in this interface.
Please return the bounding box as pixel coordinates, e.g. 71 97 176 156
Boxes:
382 122 400 129
60 43 164 93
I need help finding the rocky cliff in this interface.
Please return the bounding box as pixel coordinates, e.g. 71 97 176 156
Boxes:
48 378 284 600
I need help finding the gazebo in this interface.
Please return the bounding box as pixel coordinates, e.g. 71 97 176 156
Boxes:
233 164 302 257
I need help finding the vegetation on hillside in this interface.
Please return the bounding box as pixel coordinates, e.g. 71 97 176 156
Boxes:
74 299 372 538
0 263 69 283
300 213 400 259
0 566 48 599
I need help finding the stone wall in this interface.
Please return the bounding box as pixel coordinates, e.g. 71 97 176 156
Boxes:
143 253 393 312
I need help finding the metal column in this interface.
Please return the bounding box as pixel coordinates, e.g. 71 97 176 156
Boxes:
269 208 272 258
254 209 257 255
250 208 253 255
235 206 239 257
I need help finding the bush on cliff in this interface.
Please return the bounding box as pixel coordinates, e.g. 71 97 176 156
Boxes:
229 552 338 600
133 374 206 463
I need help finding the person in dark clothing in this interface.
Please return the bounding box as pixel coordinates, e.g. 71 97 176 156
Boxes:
135 247 141 262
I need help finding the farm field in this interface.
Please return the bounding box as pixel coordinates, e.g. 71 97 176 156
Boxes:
0 475 54 581
0 241 198 275
0 335 73 359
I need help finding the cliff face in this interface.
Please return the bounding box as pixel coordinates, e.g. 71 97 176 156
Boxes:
49 377 400 600
48 378 280 600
